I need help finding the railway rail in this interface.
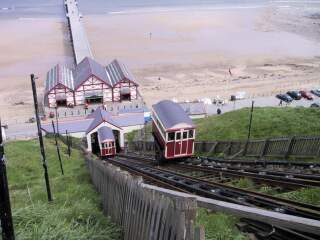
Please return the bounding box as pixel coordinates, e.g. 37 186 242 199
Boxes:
107 155 320 239
110 155 320 220
128 150 320 169
120 153 320 189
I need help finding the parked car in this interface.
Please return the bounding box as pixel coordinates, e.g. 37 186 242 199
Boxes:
299 90 313 100
311 89 320 97
311 101 320 108
286 91 302 100
276 94 293 103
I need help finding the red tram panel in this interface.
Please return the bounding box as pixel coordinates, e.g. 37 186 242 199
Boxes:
98 126 116 157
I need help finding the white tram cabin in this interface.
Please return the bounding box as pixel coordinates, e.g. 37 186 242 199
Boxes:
97 126 116 157
152 100 196 164
44 57 139 108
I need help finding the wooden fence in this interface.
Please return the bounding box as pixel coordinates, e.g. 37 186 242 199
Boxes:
129 136 320 159
85 155 202 240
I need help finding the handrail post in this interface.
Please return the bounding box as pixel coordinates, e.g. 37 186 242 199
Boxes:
285 136 295 160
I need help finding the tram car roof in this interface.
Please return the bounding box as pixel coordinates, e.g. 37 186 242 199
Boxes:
97 126 115 143
152 100 195 130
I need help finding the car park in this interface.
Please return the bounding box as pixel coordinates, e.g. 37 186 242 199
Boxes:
311 101 320 108
299 90 313 100
311 89 320 97
286 91 302 100
276 94 293 103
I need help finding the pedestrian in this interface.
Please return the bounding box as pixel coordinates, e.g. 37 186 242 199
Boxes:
229 68 232 76
279 100 282 106
217 108 222 115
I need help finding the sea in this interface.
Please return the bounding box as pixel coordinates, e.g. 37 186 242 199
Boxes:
1 0 320 19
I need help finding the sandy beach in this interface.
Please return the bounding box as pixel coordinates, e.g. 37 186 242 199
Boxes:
0 18 73 122
1 3 320 124
85 6 320 105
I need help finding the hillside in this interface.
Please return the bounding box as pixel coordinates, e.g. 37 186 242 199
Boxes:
5 138 121 239
195 107 320 141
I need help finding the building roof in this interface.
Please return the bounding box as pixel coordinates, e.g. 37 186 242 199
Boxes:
97 126 115 143
44 58 138 100
42 109 145 135
113 113 145 126
45 64 74 95
105 59 137 86
74 57 110 89
179 102 207 115
86 107 122 134
41 119 92 134
152 100 195 130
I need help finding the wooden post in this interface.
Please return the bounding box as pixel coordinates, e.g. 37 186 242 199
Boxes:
243 101 254 156
52 121 64 175
0 119 15 240
55 107 59 135
285 136 295 159
66 130 71 157
194 226 205 240
31 74 53 202
260 139 269 158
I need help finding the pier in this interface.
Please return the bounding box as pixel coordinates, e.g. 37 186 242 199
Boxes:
65 0 93 64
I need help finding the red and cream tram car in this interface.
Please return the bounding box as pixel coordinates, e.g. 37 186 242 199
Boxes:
152 100 196 164
97 126 116 157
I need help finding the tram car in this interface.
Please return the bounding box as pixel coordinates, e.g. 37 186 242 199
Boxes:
97 126 116 157
152 100 196 164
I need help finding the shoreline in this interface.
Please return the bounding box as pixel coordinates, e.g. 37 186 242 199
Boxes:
0 3 320 123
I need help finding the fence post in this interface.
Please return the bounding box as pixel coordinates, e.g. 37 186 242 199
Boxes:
317 139 320 157
194 226 205 240
260 139 269 159
0 120 15 240
174 196 197 240
285 136 295 159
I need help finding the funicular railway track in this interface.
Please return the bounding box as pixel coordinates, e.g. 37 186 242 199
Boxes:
110 155 320 220
119 153 320 189
107 155 320 239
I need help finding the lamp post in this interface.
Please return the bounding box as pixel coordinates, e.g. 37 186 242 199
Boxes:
31 74 52 202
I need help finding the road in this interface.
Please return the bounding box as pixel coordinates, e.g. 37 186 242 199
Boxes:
4 96 318 141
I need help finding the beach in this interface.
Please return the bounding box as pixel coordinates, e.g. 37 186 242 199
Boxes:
85 6 320 104
0 17 73 122
0 1 320 124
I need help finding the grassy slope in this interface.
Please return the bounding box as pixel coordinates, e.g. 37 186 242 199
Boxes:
197 209 246 240
5 138 121 239
195 107 320 141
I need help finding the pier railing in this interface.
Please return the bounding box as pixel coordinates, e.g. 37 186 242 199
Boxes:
129 136 320 159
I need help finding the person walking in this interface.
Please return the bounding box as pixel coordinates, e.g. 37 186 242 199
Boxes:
279 100 283 106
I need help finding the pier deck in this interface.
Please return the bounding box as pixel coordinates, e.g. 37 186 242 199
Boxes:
65 0 93 64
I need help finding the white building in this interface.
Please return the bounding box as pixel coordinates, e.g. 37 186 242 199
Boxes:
44 57 139 108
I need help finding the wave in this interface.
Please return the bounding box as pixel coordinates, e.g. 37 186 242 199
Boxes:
107 4 267 15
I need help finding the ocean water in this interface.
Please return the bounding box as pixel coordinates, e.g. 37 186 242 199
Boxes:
1 0 320 18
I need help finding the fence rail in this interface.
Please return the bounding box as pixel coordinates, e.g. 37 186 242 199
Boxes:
85 155 201 240
129 136 320 159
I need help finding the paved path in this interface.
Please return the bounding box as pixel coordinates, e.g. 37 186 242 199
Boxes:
5 96 318 140
205 96 319 115
65 0 93 64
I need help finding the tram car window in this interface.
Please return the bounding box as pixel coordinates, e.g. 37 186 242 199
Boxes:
97 126 116 158
152 100 196 165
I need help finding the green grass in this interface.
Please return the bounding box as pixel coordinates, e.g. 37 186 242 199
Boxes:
5 138 121 240
195 107 320 141
197 209 247 240
128 107 320 142
277 188 320 206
